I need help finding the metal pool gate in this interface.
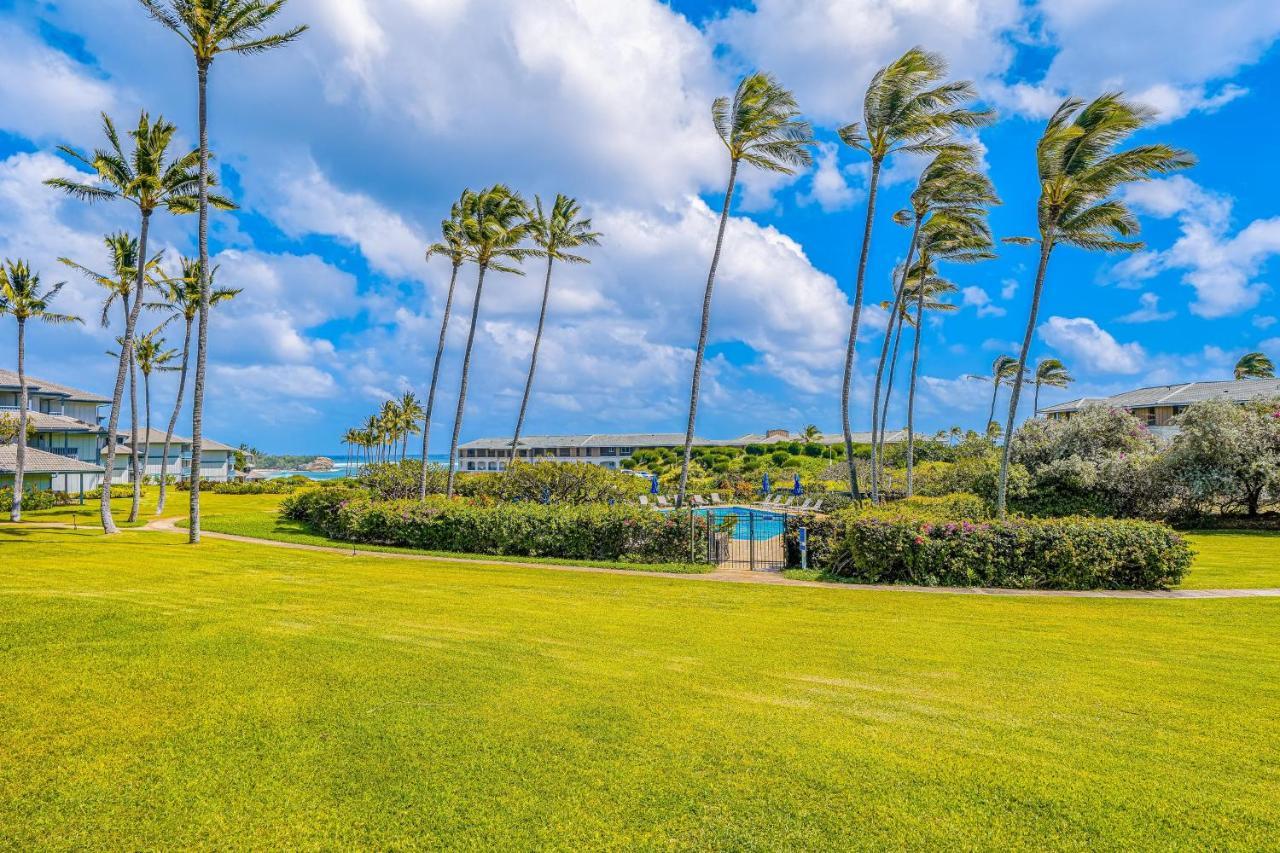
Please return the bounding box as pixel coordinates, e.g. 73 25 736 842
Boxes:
705 508 789 572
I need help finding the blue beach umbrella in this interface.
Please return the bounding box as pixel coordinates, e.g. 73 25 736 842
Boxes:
793 473 802 496
761 472 771 495
650 474 660 495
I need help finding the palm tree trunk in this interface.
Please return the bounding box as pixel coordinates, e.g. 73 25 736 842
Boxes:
840 157 882 500
512 254 555 458
997 242 1053 518
419 261 460 499
677 159 739 509
875 305 907 497
987 382 999 432
127 346 141 522
11 319 26 522
100 212 151 534
905 281 926 497
142 369 152 500
869 214 920 502
189 60 211 545
157 316 192 515
445 263 490 498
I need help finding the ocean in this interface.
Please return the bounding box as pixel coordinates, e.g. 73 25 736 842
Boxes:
263 454 452 481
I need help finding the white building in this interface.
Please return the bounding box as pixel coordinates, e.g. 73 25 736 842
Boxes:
456 427 915 472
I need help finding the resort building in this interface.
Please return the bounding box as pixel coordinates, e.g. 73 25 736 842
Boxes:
0 368 238 490
456 427 914 472
1039 377 1280 438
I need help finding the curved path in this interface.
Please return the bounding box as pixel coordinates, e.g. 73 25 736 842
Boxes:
119 516 1280 600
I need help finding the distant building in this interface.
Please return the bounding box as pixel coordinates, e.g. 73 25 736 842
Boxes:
455 427 915 472
0 368 238 490
1038 378 1280 438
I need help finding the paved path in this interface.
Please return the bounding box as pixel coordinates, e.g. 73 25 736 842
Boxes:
120 517 1280 600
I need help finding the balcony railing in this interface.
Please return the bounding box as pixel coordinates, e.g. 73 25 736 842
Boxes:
35 447 80 459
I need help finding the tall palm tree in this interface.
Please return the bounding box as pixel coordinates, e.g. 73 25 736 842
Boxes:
362 415 380 470
837 47 993 499
139 0 306 543
801 424 822 443
445 185 534 498
971 355 1021 433
397 391 424 461
996 94 1194 516
868 146 997 499
59 232 167 521
1234 351 1274 380
379 399 400 463
676 72 814 508
342 427 361 472
0 261 82 522
419 203 471 497
150 257 239 514
512 194 601 458
113 330 179 492
1032 358 1074 415
47 111 220 534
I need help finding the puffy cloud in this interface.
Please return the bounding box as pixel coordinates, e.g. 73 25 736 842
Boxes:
962 286 1005 317
1038 316 1146 374
1116 292 1175 324
797 142 861 212
0 22 122 142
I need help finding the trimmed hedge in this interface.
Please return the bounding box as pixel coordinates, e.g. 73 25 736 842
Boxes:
842 516 1190 590
0 487 68 511
281 489 712 563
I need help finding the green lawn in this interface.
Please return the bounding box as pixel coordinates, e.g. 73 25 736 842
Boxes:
1181 530 1280 588
1 526 1278 848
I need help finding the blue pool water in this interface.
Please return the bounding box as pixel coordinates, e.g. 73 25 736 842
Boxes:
686 506 787 541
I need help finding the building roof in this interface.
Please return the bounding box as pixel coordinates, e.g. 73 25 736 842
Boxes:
0 369 111 403
0 444 104 474
459 428 916 451
114 427 238 453
8 411 102 433
1040 378 1280 414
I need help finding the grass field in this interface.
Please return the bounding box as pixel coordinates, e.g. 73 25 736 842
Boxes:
1 524 1278 848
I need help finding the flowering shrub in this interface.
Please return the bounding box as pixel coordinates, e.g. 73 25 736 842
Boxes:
841 515 1190 590
0 486 65 511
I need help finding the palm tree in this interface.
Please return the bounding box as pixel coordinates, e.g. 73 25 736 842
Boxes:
868 145 997 500
512 194 601 458
445 185 534 498
801 424 822 443
0 261 82 521
59 232 167 521
47 111 220 534
419 203 471 498
362 415 380 469
676 72 814 508
971 355 1021 433
397 391 424 461
139 0 306 543
150 257 239 514
837 47 993 499
1032 358 1074 415
114 329 179 493
995 94 1194 516
1234 352 1275 380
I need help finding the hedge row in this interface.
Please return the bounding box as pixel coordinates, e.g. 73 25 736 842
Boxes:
0 487 71 511
281 488 713 563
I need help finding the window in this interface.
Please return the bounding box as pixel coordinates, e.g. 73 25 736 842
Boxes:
618 446 633 455
599 447 616 456
558 447 571 457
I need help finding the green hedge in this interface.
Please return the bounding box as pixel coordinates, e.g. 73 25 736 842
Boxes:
0 487 68 511
281 489 711 563
841 516 1191 590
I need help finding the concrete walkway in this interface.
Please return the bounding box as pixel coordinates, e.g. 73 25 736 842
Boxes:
116 516 1280 600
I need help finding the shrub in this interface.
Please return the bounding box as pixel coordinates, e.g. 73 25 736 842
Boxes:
359 460 446 500
1163 398 1280 518
840 515 1190 590
488 461 648 505
0 487 63 511
280 487 365 537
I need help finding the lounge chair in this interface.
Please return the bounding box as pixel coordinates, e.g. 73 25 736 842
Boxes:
797 499 813 510
692 495 708 506
709 492 723 505
762 495 777 505
811 499 823 511
656 496 671 508
639 495 650 507
780 497 795 507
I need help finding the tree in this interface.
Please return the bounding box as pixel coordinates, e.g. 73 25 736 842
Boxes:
996 94 1193 516
0 261 82 521
1165 398 1280 517
59 232 167 521
902 264 961 495
445 185 534 498
970 355 1020 435
676 72 813 508
511 194 601 456
1234 351 1275 380
396 392 424 461
1032 358 1074 415
837 47 993 499
150 257 239 514
419 202 471 498
114 329 179 492
800 424 822 443
138 0 306 543
47 110 222 534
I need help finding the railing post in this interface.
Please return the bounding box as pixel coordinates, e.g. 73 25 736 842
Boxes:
749 512 756 571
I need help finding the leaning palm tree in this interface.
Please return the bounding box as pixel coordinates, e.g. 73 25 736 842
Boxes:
47 111 221 534
419 203 471 498
1032 358 1074 415
995 94 1194 516
139 0 306 543
149 257 239 514
396 392 424 460
0 261 82 521
511 194 601 457
1234 351 1274 380
113 329 179 493
838 47 993 499
971 355 1021 433
59 232 167 521
801 424 822 443
445 185 534 498
676 72 814 508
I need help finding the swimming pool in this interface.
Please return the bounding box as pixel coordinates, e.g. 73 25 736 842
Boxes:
687 506 788 541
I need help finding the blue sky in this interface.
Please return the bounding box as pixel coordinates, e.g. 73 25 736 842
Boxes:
1 0 1279 453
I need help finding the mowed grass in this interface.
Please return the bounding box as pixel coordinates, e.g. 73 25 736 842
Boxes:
6 491 284 529
1 526 1278 848
1181 530 1280 588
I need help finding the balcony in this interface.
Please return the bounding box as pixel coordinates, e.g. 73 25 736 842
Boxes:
35 447 80 459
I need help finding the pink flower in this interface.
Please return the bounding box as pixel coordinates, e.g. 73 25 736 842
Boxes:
913 535 924 545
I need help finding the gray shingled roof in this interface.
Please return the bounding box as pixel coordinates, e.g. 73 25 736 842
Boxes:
114 427 238 454
0 444 104 474
0 369 111 403
1040 379 1280 414
9 411 102 433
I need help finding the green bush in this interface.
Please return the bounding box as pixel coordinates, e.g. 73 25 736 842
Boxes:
0 487 64 511
358 460 446 500
841 515 1190 590
280 487 366 536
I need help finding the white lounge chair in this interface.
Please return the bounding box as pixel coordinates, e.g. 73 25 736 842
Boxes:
639 495 650 507
798 499 813 510
691 495 708 506
709 492 723 505
811 499 823 511
656 496 671 508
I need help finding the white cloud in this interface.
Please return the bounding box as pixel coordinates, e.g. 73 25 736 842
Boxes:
1253 315 1277 330
0 22 122 142
1039 316 1146 374
962 286 1005 317
1000 278 1018 300
797 142 861 212
1116 292 1175 324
